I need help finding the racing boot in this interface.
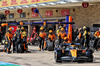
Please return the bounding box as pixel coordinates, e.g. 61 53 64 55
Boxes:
39 48 41 51
6 49 11 54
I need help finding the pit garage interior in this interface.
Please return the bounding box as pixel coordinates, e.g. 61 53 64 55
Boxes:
0 0 100 37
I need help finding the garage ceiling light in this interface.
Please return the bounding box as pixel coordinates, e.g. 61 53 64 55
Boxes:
32 4 38 7
8 7 14 9
66 0 79 3
29 4 38 7
2 7 8 10
15 6 22 9
47 2 56 5
21 5 29 8
56 1 68 4
66 0 91 2
38 3 46 6
29 4 35 7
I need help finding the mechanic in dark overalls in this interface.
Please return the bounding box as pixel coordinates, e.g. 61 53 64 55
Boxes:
39 27 46 51
14 28 22 53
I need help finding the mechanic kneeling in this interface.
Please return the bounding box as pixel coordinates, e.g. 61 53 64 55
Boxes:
93 28 100 51
48 30 55 47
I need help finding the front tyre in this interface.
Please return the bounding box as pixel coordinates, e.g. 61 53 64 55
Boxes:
54 50 62 63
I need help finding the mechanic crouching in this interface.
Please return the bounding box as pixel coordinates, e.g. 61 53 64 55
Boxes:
93 28 100 51
5 27 13 53
48 30 56 47
39 27 46 51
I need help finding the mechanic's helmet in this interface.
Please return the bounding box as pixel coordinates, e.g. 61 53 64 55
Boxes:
59 26 62 29
49 30 53 34
40 27 44 32
40 27 44 30
83 26 86 30
9 27 12 31
21 27 24 30
49 30 53 33
61 28 64 31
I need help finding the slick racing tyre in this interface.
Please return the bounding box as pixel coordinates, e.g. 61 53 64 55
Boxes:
47 42 54 51
54 49 62 63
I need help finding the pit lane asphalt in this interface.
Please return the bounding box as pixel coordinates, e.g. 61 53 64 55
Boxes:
0 45 100 66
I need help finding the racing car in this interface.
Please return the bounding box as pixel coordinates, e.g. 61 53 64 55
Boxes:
54 43 94 63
